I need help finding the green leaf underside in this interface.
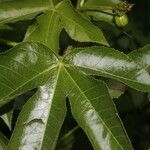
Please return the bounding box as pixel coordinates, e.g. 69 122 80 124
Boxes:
0 0 51 24
129 44 150 73
56 1 108 46
0 42 58 107
0 131 8 150
62 68 133 150
77 0 121 11
7 68 66 150
24 11 62 53
1 110 12 130
63 46 150 92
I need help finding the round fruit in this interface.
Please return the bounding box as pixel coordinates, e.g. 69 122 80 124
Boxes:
115 14 128 27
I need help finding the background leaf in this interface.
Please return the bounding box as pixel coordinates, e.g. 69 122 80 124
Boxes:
56 1 108 46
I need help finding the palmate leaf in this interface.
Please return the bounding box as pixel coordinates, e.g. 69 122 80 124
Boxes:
63 46 150 92
1 42 150 149
0 42 150 149
24 11 62 53
8 69 67 150
0 0 51 24
0 42 135 149
129 44 150 73
0 131 8 150
62 68 133 150
0 42 58 107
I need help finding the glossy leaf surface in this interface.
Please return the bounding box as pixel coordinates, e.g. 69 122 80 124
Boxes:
24 11 62 53
0 131 8 150
0 42 58 107
62 68 133 150
0 0 51 24
8 69 66 150
129 44 150 73
63 46 150 92
56 1 108 46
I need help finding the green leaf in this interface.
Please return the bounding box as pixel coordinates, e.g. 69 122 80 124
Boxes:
63 46 150 92
0 42 58 107
0 131 8 150
129 44 150 73
62 67 133 150
8 69 66 150
56 1 108 46
77 0 121 11
0 0 50 24
24 11 62 53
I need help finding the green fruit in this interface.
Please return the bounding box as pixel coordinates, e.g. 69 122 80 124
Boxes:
115 14 128 27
